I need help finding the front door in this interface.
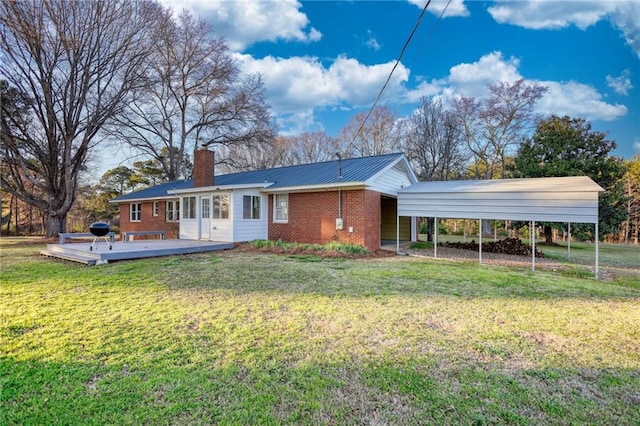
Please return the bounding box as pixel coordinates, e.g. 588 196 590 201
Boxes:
199 196 211 240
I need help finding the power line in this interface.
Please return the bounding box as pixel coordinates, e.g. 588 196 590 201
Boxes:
353 0 433 144
410 0 453 68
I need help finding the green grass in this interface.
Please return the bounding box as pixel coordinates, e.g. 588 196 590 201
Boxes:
2 237 640 425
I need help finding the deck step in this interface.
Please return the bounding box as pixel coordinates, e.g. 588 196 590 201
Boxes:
40 250 100 265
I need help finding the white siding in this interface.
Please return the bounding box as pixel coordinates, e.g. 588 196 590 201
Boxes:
368 164 415 196
398 177 603 224
232 190 268 242
180 219 199 240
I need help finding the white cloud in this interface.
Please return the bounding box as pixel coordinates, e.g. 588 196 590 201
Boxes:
408 0 469 18
606 70 634 96
487 1 640 57
234 53 410 114
536 80 627 121
447 51 522 97
634 138 640 153
406 51 628 123
365 30 381 51
158 0 321 50
488 0 612 30
609 2 640 59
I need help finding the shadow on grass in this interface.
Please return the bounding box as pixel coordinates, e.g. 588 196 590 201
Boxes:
146 251 640 300
3 242 639 300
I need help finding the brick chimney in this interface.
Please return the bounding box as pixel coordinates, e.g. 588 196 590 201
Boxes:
193 148 215 187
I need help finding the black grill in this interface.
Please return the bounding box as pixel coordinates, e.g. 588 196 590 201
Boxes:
89 222 112 251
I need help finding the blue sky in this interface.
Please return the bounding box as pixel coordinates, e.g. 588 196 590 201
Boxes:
158 0 640 160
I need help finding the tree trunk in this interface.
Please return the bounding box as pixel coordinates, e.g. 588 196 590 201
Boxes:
482 219 492 236
45 213 67 238
544 225 553 244
13 195 19 236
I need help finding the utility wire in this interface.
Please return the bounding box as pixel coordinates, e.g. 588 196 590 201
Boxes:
353 0 432 145
410 0 452 68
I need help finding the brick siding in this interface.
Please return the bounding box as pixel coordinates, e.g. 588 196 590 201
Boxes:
119 201 179 240
268 189 382 252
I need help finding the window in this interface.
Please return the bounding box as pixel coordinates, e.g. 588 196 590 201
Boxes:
152 202 159 217
130 203 141 222
213 194 230 219
201 197 210 219
183 196 196 219
274 194 288 222
166 200 180 222
243 195 261 220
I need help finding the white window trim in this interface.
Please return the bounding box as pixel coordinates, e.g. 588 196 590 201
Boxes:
166 200 180 223
152 201 159 217
243 195 261 220
130 202 141 222
273 193 288 223
212 194 230 220
183 196 196 220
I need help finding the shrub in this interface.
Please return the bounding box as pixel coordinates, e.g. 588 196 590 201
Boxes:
248 240 369 256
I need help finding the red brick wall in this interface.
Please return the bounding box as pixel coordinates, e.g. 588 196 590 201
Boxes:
268 189 381 252
119 201 179 240
194 149 215 187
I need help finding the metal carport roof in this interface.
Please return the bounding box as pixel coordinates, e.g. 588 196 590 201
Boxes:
398 176 603 224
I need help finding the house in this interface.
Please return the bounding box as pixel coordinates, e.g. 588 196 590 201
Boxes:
111 150 418 252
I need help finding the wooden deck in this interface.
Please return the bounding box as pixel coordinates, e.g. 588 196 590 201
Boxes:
41 239 234 266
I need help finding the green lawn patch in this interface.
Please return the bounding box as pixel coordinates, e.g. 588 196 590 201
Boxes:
2 238 639 424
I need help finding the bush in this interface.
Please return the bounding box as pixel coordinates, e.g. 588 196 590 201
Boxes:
248 240 369 256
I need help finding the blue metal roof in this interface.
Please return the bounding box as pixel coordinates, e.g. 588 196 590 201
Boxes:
112 152 405 202
111 180 192 202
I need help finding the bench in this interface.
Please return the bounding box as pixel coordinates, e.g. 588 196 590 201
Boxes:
122 230 166 242
59 232 115 245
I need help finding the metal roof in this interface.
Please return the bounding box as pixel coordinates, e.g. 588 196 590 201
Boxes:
112 152 407 202
399 176 604 194
398 176 604 224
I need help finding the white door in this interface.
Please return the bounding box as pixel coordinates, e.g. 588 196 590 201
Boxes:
199 196 211 240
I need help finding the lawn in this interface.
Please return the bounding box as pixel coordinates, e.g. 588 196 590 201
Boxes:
1 238 639 425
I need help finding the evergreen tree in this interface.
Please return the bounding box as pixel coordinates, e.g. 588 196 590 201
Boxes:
510 115 626 242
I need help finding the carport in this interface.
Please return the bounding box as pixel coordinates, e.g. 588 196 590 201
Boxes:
397 176 604 278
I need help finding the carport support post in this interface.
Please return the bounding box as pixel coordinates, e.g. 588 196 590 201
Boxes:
595 221 599 280
396 214 400 254
531 220 536 272
434 217 438 258
478 219 482 265
567 222 571 259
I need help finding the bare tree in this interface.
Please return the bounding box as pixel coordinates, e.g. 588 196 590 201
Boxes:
219 131 341 172
451 96 487 179
338 105 403 157
110 10 275 181
291 131 342 165
482 79 548 177
0 0 163 237
452 79 547 179
217 136 286 172
405 97 468 181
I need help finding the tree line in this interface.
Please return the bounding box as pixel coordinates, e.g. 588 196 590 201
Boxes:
1 0 638 243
